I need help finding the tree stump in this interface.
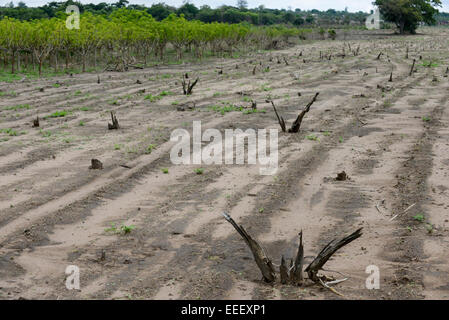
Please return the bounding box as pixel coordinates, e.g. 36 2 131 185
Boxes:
108 111 119 130
89 159 103 170
32 117 39 128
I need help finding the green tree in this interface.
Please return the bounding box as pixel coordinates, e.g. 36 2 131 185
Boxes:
375 0 442 34
177 3 199 20
147 3 174 21
293 16 304 26
237 0 248 10
305 14 315 24
113 0 129 9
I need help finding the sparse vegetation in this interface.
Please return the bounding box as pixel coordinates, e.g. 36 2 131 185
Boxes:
194 168 204 175
0 10 447 300
413 214 425 222
44 110 69 118
105 223 135 235
306 134 319 141
145 144 156 154
4 104 30 111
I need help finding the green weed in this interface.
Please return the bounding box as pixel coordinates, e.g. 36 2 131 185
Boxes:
4 104 30 111
194 168 204 175
413 214 425 222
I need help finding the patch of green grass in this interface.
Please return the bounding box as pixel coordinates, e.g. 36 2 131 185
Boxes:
209 103 243 115
105 223 118 233
0 73 26 82
40 129 52 137
79 106 90 111
144 94 160 102
209 102 262 115
159 90 174 97
0 128 21 136
126 146 139 154
145 90 174 102
306 134 319 141
422 116 431 122
194 168 204 175
161 168 169 174
74 90 82 96
323 131 331 136
413 214 425 222
258 207 265 213
79 121 85 126
242 108 266 114
121 225 135 234
145 144 156 154
53 83 61 88
44 110 70 119
0 90 17 97
339 136 344 143
4 104 30 111
109 99 119 105
0 67 100 83
121 94 132 100
105 223 135 235
420 61 439 68
261 84 272 91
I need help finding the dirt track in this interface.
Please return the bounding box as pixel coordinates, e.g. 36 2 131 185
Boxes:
0 29 448 300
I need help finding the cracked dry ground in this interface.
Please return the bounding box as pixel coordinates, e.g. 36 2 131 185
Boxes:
0 29 448 300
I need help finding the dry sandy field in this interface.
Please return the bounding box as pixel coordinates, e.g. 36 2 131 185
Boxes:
0 28 448 300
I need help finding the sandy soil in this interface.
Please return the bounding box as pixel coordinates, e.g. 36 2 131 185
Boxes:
0 28 448 300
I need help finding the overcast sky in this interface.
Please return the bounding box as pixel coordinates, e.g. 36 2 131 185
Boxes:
2 0 449 13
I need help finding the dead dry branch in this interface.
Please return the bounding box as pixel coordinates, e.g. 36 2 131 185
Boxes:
223 212 363 292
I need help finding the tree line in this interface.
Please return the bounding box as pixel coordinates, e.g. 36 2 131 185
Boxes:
1 0 371 27
2 1 446 33
0 8 312 76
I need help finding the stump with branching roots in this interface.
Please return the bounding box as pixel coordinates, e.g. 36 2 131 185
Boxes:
271 92 319 133
182 74 199 95
223 212 362 294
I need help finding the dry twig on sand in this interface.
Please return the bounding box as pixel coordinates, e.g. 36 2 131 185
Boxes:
390 203 416 221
